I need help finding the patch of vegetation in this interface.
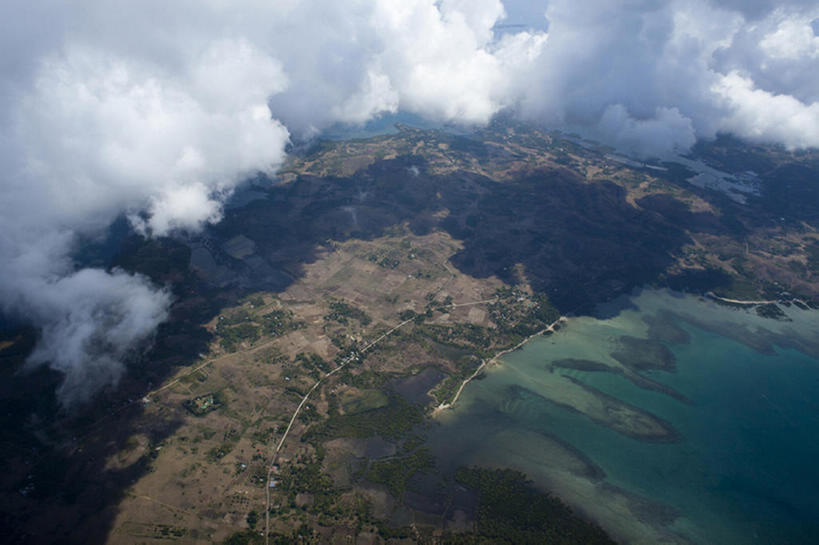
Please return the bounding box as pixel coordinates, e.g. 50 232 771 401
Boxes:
261 308 305 336
429 352 483 405
304 394 423 443
489 292 560 341
155 525 187 538
400 433 426 453
714 276 761 301
250 426 276 445
374 523 414 540
429 341 474 363
443 467 616 545
297 403 321 425
663 267 734 295
218 322 260 352
431 374 462 406
221 530 297 545
206 428 241 462
398 309 418 321
295 352 331 374
183 391 224 416
246 510 258 529
378 256 400 268
245 294 265 308
278 453 339 513
366 448 434 497
756 303 790 321
220 308 253 326
113 236 192 284
414 323 492 351
371 253 398 269
337 368 387 390
324 300 372 326
216 305 305 353
196 426 217 442
341 389 389 415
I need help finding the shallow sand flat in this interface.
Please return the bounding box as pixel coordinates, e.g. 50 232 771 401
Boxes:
447 338 677 442
627 289 819 357
461 428 689 545
498 365 677 441
429 289 819 544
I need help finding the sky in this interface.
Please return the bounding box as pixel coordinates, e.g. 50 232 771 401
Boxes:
0 0 817 405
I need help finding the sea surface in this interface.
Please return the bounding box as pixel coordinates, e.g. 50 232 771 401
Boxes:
427 289 819 544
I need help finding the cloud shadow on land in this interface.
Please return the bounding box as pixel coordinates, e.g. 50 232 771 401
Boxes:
0 150 733 543
0 236 217 544
222 151 737 314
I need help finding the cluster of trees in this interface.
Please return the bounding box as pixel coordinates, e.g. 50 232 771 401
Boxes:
217 306 305 352
445 468 616 545
304 394 423 443
324 300 372 326
366 448 434 498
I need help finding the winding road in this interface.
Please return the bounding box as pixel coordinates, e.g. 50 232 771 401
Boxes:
263 298 499 544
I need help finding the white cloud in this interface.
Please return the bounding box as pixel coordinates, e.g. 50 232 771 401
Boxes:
0 14 292 405
1 0 818 404
508 0 819 155
760 13 819 59
331 69 399 124
713 71 819 149
23 268 171 406
597 105 697 157
13 41 290 233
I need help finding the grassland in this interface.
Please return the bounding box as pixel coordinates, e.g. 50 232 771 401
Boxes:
3 120 818 544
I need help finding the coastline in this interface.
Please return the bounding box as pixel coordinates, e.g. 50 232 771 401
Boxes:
425 302 691 544
705 291 818 310
432 316 567 416
424 290 819 545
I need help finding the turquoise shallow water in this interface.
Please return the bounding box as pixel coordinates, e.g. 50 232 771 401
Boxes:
427 290 819 544
550 327 819 544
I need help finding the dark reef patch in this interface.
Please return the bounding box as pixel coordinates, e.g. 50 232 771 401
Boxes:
611 336 677 372
551 358 689 403
506 383 679 443
644 310 692 345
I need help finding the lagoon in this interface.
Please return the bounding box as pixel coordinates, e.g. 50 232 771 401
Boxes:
428 290 819 544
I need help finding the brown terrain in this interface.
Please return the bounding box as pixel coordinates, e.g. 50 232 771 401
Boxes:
1 120 818 544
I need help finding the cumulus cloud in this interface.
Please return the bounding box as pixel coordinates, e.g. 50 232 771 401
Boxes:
509 0 819 154
1 0 818 405
0 0 522 405
597 105 697 157
22 268 171 405
713 71 819 148
0 7 292 406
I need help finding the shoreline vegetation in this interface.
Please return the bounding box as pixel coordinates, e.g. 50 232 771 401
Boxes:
429 290 819 545
262 297 503 544
706 290 818 310
433 316 567 415
8 122 819 544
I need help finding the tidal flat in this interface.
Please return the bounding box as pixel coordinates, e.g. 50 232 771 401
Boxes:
428 289 819 544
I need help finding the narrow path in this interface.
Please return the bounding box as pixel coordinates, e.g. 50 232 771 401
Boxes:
135 494 190 515
432 316 566 415
264 315 415 544
706 291 776 305
263 297 499 544
450 297 498 308
144 358 213 401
